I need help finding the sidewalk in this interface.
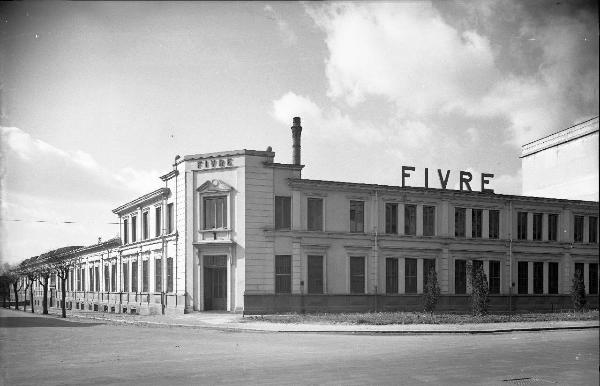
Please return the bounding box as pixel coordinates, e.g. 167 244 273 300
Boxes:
16 307 599 334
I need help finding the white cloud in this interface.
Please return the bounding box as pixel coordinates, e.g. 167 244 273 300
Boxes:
264 4 297 46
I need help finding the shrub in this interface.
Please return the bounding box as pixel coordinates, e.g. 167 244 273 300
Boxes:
571 269 586 311
469 263 489 316
423 268 441 314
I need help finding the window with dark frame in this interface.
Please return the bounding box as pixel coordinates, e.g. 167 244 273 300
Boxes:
142 260 149 292
385 203 398 234
104 265 110 292
122 262 129 292
532 213 542 241
489 260 500 294
274 196 291 230
405 258 417 294
155 206 162 237
123 218 129 244
548 262 558 294
275 255 291 294
95 266 100 292
518 261 528 294
471 209 482 238
589 263 598 295
81 269 85 291
548 214 558 241
404 205 416 236
423 206 436 236
132 261 138 292
350 201 364 233
111 263 117 292
455 259 466 294
167 203 174 234
455 208 466 237
386 258 398 294
167 257 173 293
131 216 137 242
489 210 499 239
204 196 227 229
589 216 598 244
307 198 323 231
533 262 543 294
517 212 528 240
423 258 436 287
142 211 149 240
574 215 584 242
89 267 94 292
307 255 324 294
155 258 162 292
350 256 365 294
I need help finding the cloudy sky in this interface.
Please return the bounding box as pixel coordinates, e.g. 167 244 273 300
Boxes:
1 1 598 265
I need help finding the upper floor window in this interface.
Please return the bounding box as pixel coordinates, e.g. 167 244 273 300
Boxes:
573 215 584 242
517 212 527 240
155 206 162 237
532 213 542 241
404 205 416 236
131 216 137 242
204 196 227 229
274 196 291 230
142 211 149 240
548 214 558 241
489 210 499 239
167 203 174 234
123 218 129 244
349 200 364 233
307 198 323 231
471 209 482 238
454 208 466 237
423 206 435 236
385 203 398 234
589 216 598 244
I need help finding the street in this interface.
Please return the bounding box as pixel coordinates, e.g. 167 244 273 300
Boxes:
0 309 598 385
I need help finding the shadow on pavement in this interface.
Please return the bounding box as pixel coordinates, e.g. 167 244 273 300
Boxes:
0 317 104 328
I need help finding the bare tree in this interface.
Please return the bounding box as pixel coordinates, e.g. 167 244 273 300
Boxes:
37 266 53 315
52 259 74 318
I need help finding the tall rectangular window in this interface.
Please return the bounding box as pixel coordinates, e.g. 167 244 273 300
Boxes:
472 209 482 238
489 260 500 294
123 218 129 244
81 269 85 291
489 210 499 239
349 201 364 233
155 206 162 237
423 206 436 236
104 265 110 292
131 261 138 292
275 255 291 294
385 203 398 234
589 216 598 244
385 258 398 294
350 257 365 294
517 212 528 240
155 258 162 292
307 255 323 294
533 262 543 294
142 260 149 292
574 215 584 242
167 257 173 292
89 267 94 292
455 208 466 237
589 263 598 295
70 269 74 291
111 264 117 292
274 196 291 230
548 262 558 294
404 205 416 235
423 259 436 288
405 258 417 294
131 216 137 242
532 213 542 241
307 198 323 231
95 266 100 291
122 263 129 292
142 211 149 240
455 259 466 294
167 203 174 234
204 196 227 229
518 261 528 294
548 214 558 241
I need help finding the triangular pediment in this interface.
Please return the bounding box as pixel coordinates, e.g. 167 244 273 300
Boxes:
197 179 233 193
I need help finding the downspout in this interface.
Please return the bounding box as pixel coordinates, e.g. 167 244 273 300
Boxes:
509 200 513 320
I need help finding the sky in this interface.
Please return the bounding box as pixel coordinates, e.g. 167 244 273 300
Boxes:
1 1 598 265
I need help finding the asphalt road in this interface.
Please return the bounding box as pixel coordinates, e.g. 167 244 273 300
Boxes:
0 309 598 385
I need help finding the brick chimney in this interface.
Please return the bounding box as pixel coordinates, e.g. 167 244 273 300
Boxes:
291 117 302 165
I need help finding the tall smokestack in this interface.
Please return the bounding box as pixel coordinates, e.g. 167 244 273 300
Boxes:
291 116 302 165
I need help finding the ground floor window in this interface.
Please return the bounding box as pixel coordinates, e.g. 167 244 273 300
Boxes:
350 257 365 294
548 262 558 294
111 263 117 292
307 255 324 294
167 257 173 293
455 259 466 294
518 261 528 294
104 265 110 292
423 259 436 288
275 255 291 294
489 260 500 294
89 267 94 292
155 258 162 292
589 263 598 295
533 262 543 294
122 263 129 292
132 261 138 292
94 266 100 291
405 258 417 294
142 260 149 292
385 258 398 294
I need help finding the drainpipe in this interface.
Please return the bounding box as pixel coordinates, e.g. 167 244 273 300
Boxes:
509 200 513 320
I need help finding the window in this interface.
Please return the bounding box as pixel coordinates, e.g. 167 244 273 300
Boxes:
70 269 74 291
204 196 227 229
404 205 416 235
455 208 466 237
307 255 323 294
517 212 528 240
104 265 110 292
275 255 291 294
122 263 129 292
455 259 466 294
155 258 162 292
385 258 398 294
533 262 543 294
385 203 398 234
81 269 85 291
472 209 482 238
350 257 365 294
405 258 417 294
589 216 598 244
472 259 483 274
89 267 94 292
123 218 129 244
489 210 499 239
111 264 117 292
548 262 558 294
532 213 542 241
307 198 323 231
423 206 435 236
589 263 598 295
155 206 162 237
489 260 500 294
95 266 100 291
167 203 174 234
131 261 138 292
131 216 137 242
548 214 558 241
518 261 528 294
349 201 364 233
142 260 149 292
142 211 149 240
423 259 436 288
574 215 584 242
274 196 291 230
166 257 173 293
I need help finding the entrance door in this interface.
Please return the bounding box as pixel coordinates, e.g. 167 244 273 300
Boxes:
203 255 227 310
